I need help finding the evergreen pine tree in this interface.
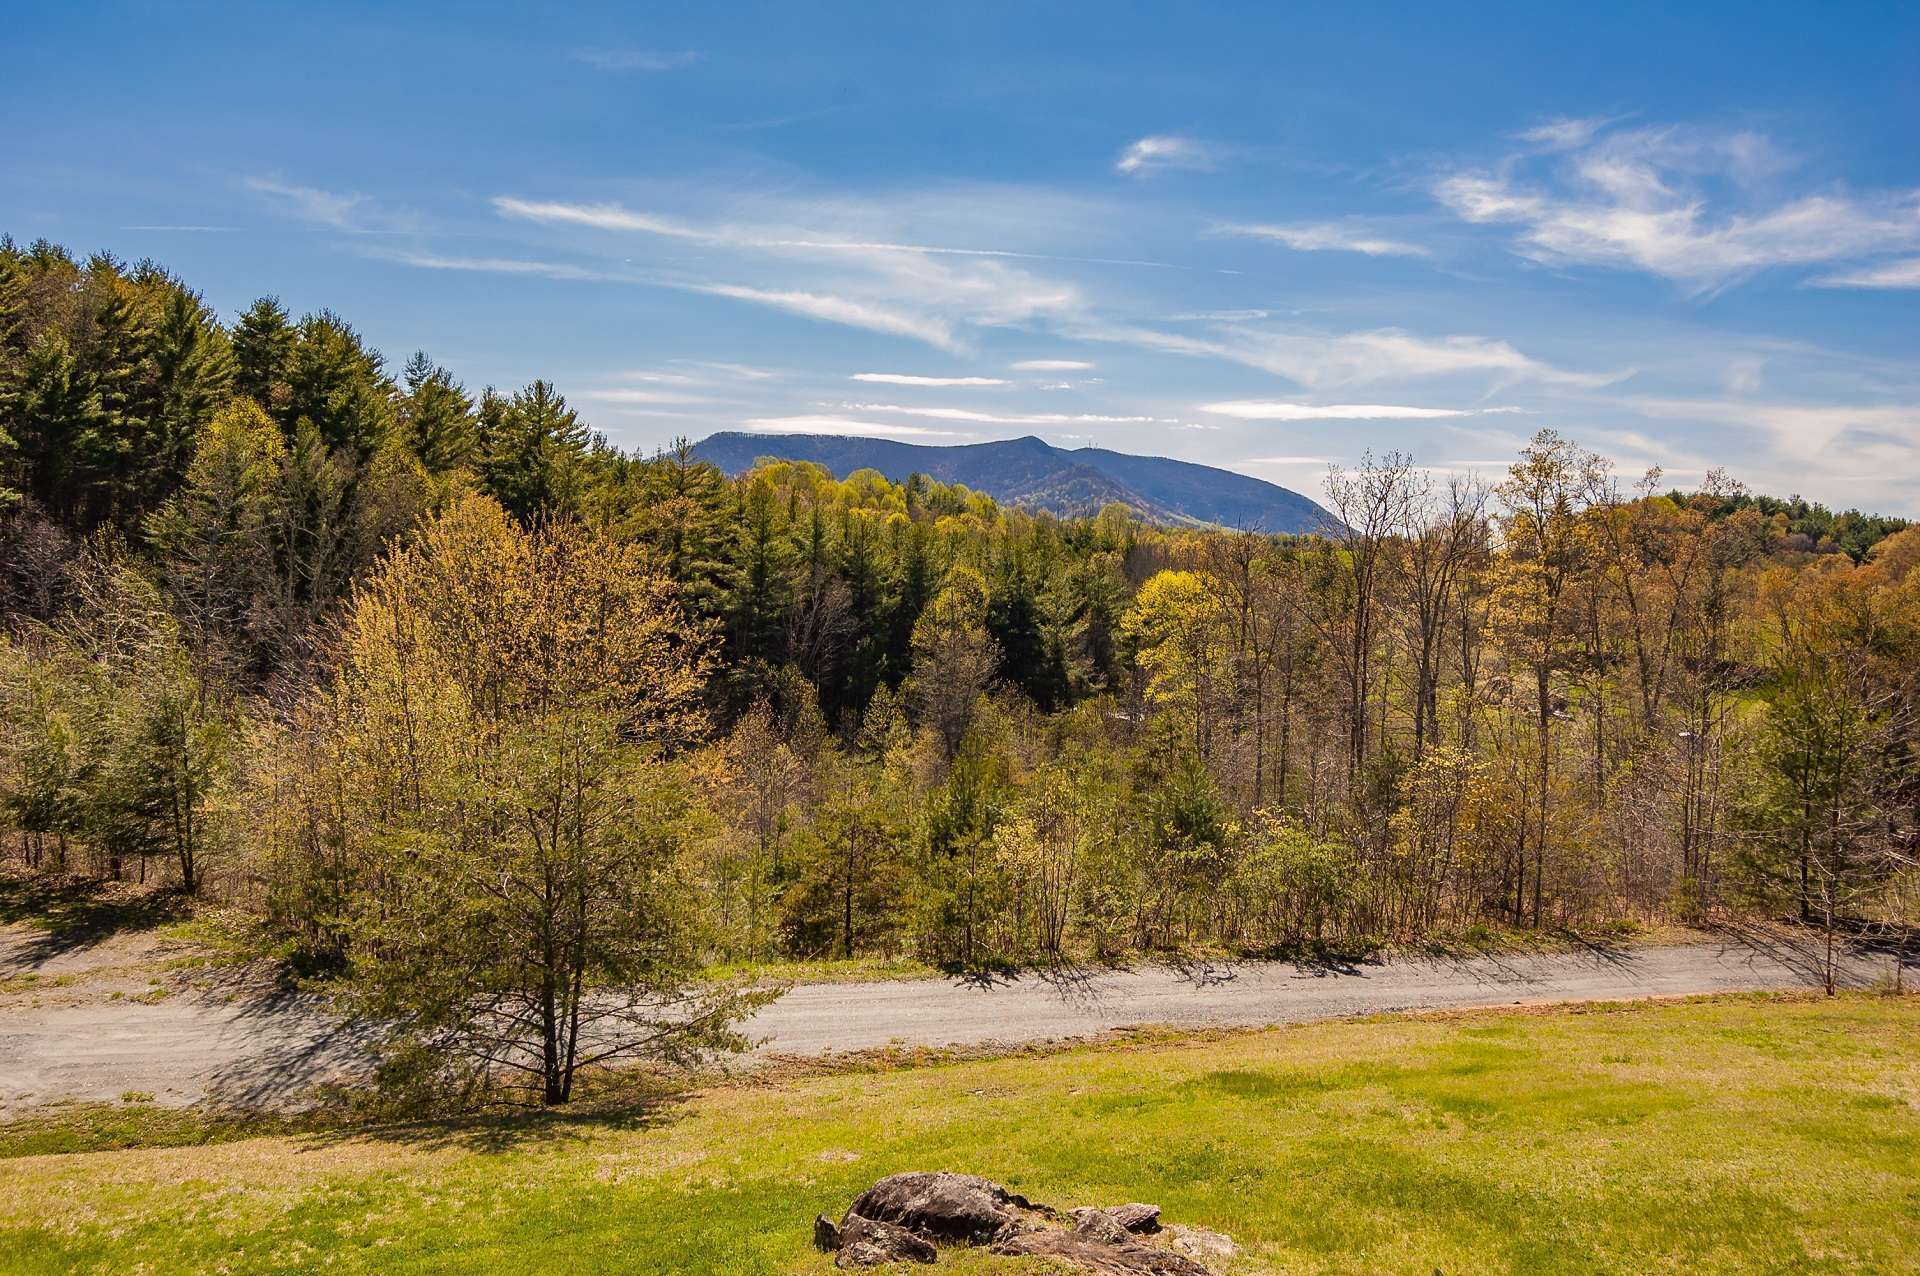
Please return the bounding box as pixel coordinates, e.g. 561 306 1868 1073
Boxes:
475 380 589 519
146 399 284 678
835 507 889 722
728 472 796 669
285 310 394 462
398 351 476 474
14 331 107 516
632 438 737 618
274 419 358 620
232 296 295 417
883 514 935 686
988 545 1067 709
146 284 234 509
77 271 155 526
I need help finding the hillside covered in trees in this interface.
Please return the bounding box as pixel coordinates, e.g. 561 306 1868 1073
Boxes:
3 237 1917 1101
691 430 1336 531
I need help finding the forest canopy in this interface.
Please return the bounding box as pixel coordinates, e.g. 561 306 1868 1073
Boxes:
2 236 1917 1102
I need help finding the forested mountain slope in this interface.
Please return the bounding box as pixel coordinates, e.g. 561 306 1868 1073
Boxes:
692 431 1336 532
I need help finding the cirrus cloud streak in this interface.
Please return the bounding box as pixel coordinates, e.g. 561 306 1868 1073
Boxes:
1201 400 1523 421
1211 221 1428 258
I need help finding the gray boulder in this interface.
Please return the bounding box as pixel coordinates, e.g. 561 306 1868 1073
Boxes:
822 1174 1223 1275
834 1214 937 1267
1108 1203 1163 1234
1072 1203 1163 1239
844 1171 1038 1244
1071 1207 1134 1244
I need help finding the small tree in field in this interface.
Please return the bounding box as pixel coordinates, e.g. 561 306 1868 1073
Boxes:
309 495 767 1106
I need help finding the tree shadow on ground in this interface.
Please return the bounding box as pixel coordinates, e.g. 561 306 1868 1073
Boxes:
1546 926 1639 969
291 1088 695 1155
198 992 377 1111
946 952 1136 988
949 966 1022 990
944 957 1133 1013
1389 927 1649 987
1032 958 1128 1012
1163 954 1244 987
1226 941 1383 979
0 871 189 969
1708 916 1903 989
1848 923 1920 966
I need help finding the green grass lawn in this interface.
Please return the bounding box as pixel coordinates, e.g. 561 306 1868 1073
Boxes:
2 993 1917 1274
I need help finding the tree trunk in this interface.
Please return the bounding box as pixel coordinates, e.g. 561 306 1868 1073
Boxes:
1823 897 1836 997
1534 667 1550 928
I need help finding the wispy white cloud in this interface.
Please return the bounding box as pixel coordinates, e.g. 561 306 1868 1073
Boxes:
851 372 1008 386
1617 395 1920 510
577 387 715 405
1311 329 1624 386
492 196 1167 267
689 284 962 350
1166 309 1271 322
380 250 614 281
1811 257 1920 289
492 193 1093 350
610 370 701 385
242 177 370 230
842 402 1164 425
124 224 234 233
1200 400 1523 421
1514 115 1623 152
676 360 783 381
495 198 699 236
742 414 960 438
1081 317 1624 389
571 48 701 72
1116 135 1221 176
1436 122 1920 293
1211 221 1429 258
1628 396 1920 461
475 180 1628 412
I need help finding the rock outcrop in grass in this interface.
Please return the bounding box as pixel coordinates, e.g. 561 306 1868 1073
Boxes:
815 1171 1233 1272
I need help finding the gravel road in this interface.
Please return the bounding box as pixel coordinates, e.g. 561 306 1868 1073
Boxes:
0 931 1884 1111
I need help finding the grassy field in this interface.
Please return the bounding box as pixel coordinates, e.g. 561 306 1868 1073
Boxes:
2 993 1916 1274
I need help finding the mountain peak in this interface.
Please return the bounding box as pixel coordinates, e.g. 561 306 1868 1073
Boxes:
691 432 1335 532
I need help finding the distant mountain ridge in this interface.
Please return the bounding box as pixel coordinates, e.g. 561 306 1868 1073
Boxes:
691 433 1335 532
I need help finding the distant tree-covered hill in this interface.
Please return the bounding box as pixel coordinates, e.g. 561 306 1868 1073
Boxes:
691 432 1337 533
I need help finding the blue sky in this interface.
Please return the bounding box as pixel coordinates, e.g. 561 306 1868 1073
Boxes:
7 2 1918 512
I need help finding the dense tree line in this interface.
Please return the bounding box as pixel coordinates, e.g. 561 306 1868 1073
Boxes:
3 238 1917 1096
